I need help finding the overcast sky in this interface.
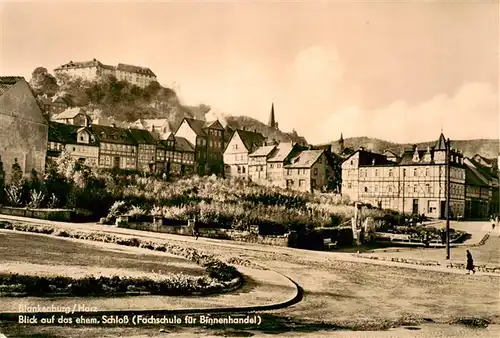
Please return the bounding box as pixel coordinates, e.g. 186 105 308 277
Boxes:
1 1 498 144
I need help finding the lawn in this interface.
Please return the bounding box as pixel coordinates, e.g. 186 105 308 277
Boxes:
0 230 206 278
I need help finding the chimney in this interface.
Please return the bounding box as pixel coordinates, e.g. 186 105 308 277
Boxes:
359 146 365 151
111 123 116 128
412 144 417 151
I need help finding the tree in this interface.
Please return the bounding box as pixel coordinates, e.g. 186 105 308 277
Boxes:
30 67 59 97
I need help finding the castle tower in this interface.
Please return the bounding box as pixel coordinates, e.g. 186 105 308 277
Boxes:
339 133 345 153
268 103 278 129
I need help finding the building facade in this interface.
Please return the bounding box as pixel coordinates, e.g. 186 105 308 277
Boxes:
91 125 138 170
223 129 265 179
174 118 225 176
54 59 157 88
47 122 99 167
341 133 466 219
248 145 276 183
284 150 328 192
0 77 48 184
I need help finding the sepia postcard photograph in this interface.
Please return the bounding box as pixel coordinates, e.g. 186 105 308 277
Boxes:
0 0 498 337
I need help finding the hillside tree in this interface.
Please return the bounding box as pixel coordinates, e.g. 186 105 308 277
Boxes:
30 67 59 97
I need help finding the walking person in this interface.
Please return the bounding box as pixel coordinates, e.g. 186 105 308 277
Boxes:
466 250 475 275
192 217 200 240
491 215 496 231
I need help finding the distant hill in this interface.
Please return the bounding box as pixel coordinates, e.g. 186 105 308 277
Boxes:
321 136 499 159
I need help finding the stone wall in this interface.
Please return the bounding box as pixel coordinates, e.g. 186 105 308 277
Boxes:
0 206 71 221
0 79 48 185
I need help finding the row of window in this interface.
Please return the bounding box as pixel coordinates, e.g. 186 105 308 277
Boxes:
207 130 223 137
286 168 318 176
101 143 135 153
355 166 465 180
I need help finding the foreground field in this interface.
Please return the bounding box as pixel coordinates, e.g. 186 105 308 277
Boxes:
0 218 499 337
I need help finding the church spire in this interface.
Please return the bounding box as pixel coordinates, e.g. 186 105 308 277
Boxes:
339 132 345 152
268 103 276 129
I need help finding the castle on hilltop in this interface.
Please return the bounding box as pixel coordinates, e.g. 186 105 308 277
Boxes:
54 59 157 88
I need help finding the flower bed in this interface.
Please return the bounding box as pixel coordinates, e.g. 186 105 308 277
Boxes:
0 220 242 297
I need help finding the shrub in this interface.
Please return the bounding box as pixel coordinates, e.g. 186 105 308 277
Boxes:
5 185 23 207
28 189 45 208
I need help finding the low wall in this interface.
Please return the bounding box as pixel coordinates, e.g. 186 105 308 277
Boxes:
0 206 72 222
122 221 290 247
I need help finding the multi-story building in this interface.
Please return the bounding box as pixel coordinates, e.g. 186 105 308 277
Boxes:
223 129 265 179
129 128 157 172
91 125 137 170
464 156 499 218
54 59 157 88
0 77 48 184
115 64 157 88
341 133 466 219
52 107 91 126
170 136 196 175
174 118 225 176
265 142 301 189
248 145 276 184
284 149 328 192
47 122 99 167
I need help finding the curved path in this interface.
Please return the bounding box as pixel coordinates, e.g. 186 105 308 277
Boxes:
0 215 498 277
0 218 303 321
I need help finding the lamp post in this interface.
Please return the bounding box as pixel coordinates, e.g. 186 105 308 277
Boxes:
446 138 451 260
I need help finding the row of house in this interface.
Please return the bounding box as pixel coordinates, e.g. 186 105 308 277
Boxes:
340 133 499 219
47 115 225 177
1 76 498 218
223 129 332 192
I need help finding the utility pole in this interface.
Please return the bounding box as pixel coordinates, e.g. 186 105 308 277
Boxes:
446 138 451 260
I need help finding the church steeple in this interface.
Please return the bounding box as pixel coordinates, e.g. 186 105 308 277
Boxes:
268 103 277 129
339 133 345 152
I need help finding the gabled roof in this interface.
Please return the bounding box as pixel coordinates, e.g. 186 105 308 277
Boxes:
128 128 157 144
249 145 276 157
203 120 224 130
90 124 136 145
465 164 490 187
341 149 393 166
285 149 325 169
398 149 434 165
236 129 266 152
0 76 24 96
182 118 207 137
55 59 108 70
174 136 195 152
117 63 156 77
467 157 498 181
52 107 86 120
48 122 97 145
268 142 296 162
